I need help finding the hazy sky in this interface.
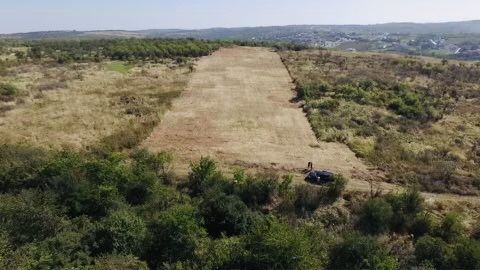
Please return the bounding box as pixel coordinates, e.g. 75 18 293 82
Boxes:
1 0 479 34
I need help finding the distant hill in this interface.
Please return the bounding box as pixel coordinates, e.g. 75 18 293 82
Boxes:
2 20 480 41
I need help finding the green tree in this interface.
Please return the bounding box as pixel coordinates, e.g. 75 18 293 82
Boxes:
199 192 250 237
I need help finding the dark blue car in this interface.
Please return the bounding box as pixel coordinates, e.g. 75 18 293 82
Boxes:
305 170 334 184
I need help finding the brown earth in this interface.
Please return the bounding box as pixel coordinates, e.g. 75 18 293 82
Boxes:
144 47 379 184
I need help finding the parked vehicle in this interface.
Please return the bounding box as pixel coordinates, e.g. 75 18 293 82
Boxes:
305 170 334 184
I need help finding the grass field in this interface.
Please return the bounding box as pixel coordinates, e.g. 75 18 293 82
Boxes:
0 60 191 150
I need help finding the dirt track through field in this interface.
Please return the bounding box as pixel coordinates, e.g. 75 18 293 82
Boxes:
144 47 374 180
143 47 480 203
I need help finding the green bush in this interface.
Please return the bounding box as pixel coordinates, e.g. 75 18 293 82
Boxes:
244 217 323 270
297 81 330 99
0 190 65 247
358 198 394 234
0 144 49 193
409 213 434 238
329 233 398 270
145 204 208 267
93 210 147 255
325 174 348 201
236 173 280 207
415 236 454 270
435 213 464 243
199 192 250 237
312 98 340 111
454 239 480 270
386 189 424 233
188 157 219 196
94 255 149 270
294 185 323 216
0 83 17 96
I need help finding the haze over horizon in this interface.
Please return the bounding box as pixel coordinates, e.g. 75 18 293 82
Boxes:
1 0 480 34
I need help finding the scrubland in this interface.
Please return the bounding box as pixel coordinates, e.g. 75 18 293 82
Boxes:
281 50 480 195
1 39 480 269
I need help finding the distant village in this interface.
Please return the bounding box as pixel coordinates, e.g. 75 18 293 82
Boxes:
255 30 480 60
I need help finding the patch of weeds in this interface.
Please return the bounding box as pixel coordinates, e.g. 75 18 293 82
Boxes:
94 118 159 153
107 62 134 74
0 83 17 96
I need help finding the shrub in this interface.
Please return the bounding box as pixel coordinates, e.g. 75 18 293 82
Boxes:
135 185 187 219
312 98 340 111
199 192 250 237
386 189 424 233
132 149 173 178
94 255 149 270
0 144 49 193
244 217 323 270
93 210 147 255
358 197 394 234
325 174 348 201
297 81 330 99
0 83 17 96
39 152 125 218
293 185 323 216
145 205 208 267
409 213 434 238
454 239 480 270
415 236 454 270
329 233 398 270
236 173 280 207
188 157 219 196
17 226 94 269
0 190 65 247
201 237 245 269
435 213 464 243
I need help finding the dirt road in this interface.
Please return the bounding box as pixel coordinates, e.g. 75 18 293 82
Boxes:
144 47 374 181
143 47 479 203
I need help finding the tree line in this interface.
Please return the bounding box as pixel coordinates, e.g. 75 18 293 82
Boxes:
25 39 223 63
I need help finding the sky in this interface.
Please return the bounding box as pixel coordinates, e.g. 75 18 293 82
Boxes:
1 0 479 34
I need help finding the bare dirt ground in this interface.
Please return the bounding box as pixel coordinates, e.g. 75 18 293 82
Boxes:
144 47 377 183
143 47 480 203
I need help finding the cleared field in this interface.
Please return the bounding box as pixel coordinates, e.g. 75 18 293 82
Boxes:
144 47 377 185
0 61 190 149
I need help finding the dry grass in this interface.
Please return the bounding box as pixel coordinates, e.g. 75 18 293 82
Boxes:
280 49 480 195
0 61 190 149
143 47 377 186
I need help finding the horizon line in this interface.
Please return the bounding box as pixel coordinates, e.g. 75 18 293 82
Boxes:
2 19 480 35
